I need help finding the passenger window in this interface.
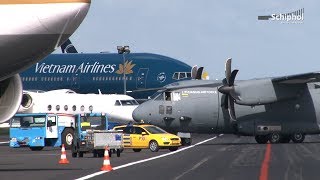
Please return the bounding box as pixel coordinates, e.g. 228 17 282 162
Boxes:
72 105 76 111
186 72 191 78
124 127 134 134
56 105 60 111
80 105 85 111
64 105 68 111
134 127 142 134
48 105 52 111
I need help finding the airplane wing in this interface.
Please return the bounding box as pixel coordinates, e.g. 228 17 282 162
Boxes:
272 72 320 84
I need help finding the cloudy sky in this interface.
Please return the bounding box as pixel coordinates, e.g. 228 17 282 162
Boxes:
57 0 319 80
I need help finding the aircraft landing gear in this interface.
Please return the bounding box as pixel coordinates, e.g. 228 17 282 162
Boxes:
269 133 281 144
291 133 305 143
255 135 268 144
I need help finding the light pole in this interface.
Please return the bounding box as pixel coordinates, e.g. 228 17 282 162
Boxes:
117 46 130 95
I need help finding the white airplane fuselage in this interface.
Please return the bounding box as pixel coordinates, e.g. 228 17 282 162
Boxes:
19 90 138 124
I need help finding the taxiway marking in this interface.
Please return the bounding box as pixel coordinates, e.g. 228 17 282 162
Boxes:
259 143 271 180
76 135 222 180
0 141 9 144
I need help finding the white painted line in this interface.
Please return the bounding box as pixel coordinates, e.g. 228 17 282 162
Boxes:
76 134 222 180
0 141 9 144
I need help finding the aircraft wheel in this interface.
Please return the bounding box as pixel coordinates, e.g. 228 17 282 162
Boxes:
255 135 268 144
79 152 84 158
269 133 281 144
291 133 305 143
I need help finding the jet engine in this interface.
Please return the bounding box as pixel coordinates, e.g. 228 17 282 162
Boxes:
19 91 34 112
0 74 23 123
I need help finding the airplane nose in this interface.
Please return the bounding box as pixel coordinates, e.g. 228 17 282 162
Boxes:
132 106 144 123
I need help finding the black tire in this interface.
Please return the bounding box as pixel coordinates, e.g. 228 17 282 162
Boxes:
93 150 98 158
71 143 77 158
181 138 192 146
133 149 142 152
61 128 74 150
30 147 44 151
109 150 112 157
255 135 268 144
291 133 305 143
149 140 159 152
116 149 121 157
169 147 179 151
269 133 281 144
98 150 104 157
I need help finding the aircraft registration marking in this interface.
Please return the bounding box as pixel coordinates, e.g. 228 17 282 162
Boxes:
182 90 217 97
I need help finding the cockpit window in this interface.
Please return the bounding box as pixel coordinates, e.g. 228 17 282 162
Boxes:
120 100 139 106
172 72 191 80
165 92 171 101
179 72 186 79
155 93 164 101
172 72 179 80
115 100 121 106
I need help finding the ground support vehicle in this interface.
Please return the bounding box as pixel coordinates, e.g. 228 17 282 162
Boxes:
71 113 123 158
9 113 77 150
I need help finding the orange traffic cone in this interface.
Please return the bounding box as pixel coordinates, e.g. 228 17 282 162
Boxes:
100 146 113 171
59 144 70 164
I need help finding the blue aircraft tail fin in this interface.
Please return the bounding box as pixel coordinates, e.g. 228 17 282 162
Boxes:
61 39 78 53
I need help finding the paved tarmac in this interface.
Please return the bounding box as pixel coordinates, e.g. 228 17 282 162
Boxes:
1 134 320 180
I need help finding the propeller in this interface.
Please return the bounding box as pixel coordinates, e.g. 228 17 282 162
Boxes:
218 58 239 121
191 65 206 80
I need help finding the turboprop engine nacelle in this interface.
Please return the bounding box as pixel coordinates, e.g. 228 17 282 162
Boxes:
232 79 300 106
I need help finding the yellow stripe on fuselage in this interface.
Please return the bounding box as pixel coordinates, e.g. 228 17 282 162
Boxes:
0 0 90 4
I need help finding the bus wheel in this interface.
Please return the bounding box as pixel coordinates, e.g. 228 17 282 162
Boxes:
62 128 74 149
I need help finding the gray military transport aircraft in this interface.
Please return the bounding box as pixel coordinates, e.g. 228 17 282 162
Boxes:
132 58 320 144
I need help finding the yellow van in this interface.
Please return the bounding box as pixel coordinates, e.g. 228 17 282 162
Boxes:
113 124 181 152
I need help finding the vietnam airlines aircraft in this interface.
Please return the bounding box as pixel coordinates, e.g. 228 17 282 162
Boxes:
20 52 193 101
18 89 138 124
0 0 91 123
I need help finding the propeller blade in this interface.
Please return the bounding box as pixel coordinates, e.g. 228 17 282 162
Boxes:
195 67 204 80
191 65 198 79
228 97 236 121
225 58 232 85
229 69 239 86
224 94 229 109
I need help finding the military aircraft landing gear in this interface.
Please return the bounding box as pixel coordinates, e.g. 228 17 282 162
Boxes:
291 133 305 143
269 133 281 143
255 135 268 144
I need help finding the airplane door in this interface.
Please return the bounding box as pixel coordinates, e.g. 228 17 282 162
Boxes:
46 116 58 138
136 68 149 89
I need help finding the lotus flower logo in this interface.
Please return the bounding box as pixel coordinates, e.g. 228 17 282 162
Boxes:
116 60 135 75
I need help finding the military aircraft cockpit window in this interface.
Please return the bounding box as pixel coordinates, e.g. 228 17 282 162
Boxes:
165 92 172 101
155 93 164 101
115 100 121 106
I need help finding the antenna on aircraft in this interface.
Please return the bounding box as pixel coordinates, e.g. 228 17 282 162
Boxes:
98 89 102 95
